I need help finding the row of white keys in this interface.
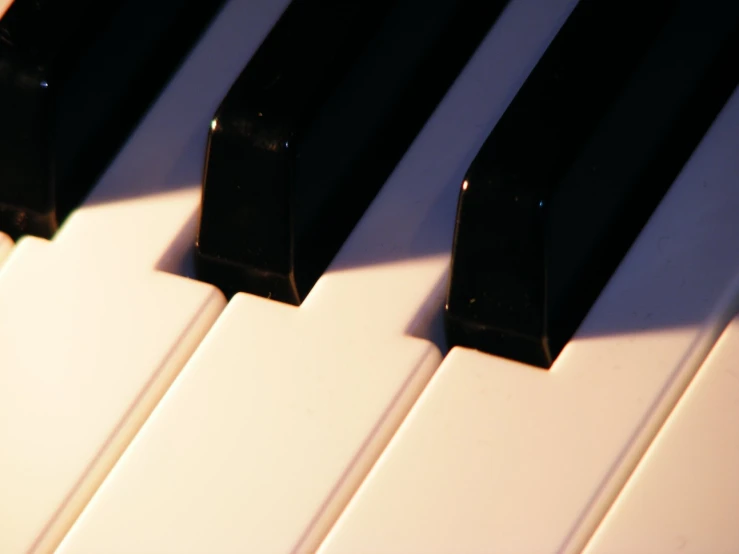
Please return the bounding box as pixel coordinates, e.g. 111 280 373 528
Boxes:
315 85 739 554
54 0 579 552
583 312 739 554
0 1 292 552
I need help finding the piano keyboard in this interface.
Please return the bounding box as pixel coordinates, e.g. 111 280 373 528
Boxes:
1 0 737 553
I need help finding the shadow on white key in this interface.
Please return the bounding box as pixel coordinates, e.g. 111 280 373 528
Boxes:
54 1 579 553
315 86 739 554
583 313 739 554
0 1 292 553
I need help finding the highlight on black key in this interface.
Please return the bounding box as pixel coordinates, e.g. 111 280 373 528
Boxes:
0 0 227 239
445 0 739 368
195 0 511 305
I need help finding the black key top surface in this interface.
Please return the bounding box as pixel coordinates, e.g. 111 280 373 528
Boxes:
0 0 227 239
445 0 739 368
196 0 509 304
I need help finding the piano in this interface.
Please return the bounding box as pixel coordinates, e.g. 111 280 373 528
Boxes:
1 0 738 552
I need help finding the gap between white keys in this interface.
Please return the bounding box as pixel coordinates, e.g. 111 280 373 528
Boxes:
316 85 739 554
53 0 580 553
0 1 291 553
583 312 739 554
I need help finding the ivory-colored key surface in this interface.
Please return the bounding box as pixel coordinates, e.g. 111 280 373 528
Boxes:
55 0 579 552
0 1 293 552
583 314 739 554
316 85 739 554
0 232 12 265
0 0 12 20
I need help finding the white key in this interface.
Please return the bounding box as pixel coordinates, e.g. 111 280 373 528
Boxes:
0 232 13 265
54 1 578 553
316 87 739 554
0 0 12 19
583 313 739 554
0 1 292 552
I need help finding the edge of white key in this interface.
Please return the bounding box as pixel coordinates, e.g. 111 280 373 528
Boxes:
316 85 739 553
55 292 441 554
0 0 296 551
0 232 13 265
53 0 583 552
583 313 739 554
0 0 13 20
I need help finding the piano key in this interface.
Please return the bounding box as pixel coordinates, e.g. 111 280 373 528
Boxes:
0 0 227 240
583 313 739 554
0 231 12 264
0 0 295 551
0 0 11 19
316 83 739 553
196 0 510 304
54 0 579 552
445 0 739 368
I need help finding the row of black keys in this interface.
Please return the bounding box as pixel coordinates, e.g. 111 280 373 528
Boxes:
1 0 738 368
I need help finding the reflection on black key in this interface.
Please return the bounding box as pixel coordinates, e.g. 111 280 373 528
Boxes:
0 0 226 239
445 0 739 368
196 0 509 304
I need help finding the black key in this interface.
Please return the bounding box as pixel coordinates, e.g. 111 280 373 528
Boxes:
445 0 739 368
0 0 227 239
195 0 509 304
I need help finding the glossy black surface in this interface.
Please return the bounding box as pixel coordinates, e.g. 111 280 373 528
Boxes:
196 0 509 304
0 0 226 239
445 0 739 368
